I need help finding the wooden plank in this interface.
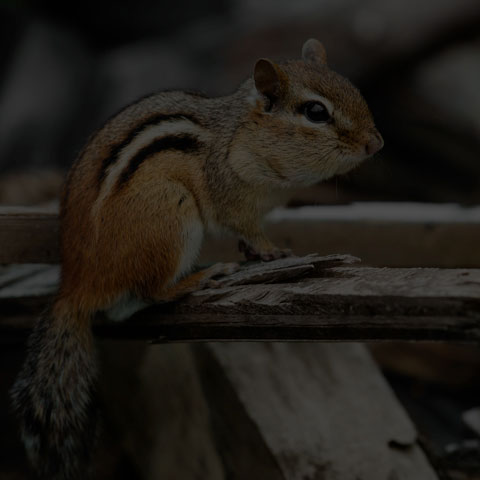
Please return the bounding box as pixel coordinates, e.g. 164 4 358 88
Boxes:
1 255 479 342
195 343 439 480
1 205 480 267
0 207 59 263
250 221 480 269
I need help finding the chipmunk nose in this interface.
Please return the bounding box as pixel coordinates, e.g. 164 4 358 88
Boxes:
365 130 384 156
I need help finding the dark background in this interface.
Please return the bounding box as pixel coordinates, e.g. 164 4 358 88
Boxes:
1 0 480 205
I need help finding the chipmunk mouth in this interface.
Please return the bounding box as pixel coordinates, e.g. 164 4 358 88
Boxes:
334 153 367 175
344 146 377 163
340 152 366 164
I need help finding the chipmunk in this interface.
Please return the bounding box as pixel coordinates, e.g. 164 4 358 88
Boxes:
11 39 383 479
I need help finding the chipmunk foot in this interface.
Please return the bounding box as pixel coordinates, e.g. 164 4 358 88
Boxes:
238 240 293 262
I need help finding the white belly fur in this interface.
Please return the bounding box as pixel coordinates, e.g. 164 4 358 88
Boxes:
174 216 204 283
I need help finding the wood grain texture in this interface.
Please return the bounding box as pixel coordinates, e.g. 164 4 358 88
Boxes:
196 343 439 480
1 254 479 342
1 206 480 267
0 208 59 263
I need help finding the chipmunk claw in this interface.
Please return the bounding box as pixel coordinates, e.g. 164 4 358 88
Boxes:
259 248 293 261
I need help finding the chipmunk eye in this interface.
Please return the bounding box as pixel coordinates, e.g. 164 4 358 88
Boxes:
303 101 330 123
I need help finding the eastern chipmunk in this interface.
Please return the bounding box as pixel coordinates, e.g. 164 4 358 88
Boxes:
11 39 383 479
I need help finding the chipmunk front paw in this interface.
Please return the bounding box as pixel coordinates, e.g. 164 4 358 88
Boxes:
258 248 293 261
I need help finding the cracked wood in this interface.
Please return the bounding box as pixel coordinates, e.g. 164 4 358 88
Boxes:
0 254 479 342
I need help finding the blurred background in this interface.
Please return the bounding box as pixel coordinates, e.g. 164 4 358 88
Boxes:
1 0 480 205
0 0 480 479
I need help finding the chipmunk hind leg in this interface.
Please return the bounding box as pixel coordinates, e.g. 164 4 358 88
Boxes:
105 180 235 320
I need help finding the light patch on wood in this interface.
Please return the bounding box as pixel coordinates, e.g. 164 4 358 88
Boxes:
463 407 480 436
197 342 439 480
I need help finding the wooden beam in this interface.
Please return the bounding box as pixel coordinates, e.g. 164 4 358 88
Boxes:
195 343 440 479
1 205 480 267
1 254 479 342
0 207 59 263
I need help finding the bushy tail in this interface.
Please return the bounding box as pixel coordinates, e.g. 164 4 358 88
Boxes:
10 306 98 479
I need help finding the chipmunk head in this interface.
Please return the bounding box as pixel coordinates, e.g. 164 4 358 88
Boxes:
235 38 383 187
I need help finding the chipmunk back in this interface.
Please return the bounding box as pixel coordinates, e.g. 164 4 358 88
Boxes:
11 39 383 479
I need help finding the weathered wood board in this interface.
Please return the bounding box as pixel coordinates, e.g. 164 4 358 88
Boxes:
1 254 479 342
0 207 59 263
1 205 480 267
196 342 440 480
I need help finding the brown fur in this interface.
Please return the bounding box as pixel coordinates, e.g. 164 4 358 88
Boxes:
12 39 383 479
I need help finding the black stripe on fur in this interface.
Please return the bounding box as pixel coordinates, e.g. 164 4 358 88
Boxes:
116 134 203 188
98 113 202 185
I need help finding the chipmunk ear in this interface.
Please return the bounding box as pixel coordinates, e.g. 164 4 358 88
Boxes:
302 38 327 65
254 59 287 100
